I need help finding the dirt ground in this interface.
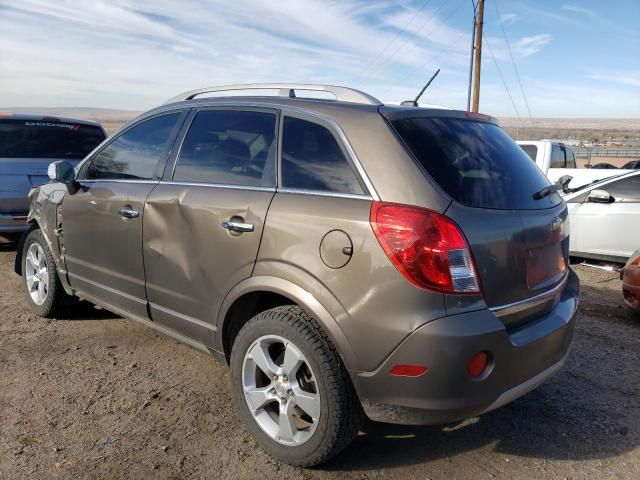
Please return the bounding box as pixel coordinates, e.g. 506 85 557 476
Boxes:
1 241 639 480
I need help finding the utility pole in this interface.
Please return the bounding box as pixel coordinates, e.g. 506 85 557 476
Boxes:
466 1 478 111
471 0 485 112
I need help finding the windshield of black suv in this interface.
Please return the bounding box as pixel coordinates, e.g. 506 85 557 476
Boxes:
389 116 559 210
0 119 106 159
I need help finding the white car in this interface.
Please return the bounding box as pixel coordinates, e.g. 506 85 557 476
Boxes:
564 171 640 263
517 139 633 189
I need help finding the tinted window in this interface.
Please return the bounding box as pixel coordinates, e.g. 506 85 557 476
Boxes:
281 117 364 195
604 175 640 202
550 144 565 168
174 110 276 187
391 117 556 209
520 144 538 161
0 119 105 159
86 113 180 180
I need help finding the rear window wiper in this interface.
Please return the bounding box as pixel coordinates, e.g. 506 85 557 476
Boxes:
533 175 573 200
533 184 562 200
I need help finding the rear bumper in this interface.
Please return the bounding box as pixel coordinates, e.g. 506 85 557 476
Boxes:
0 213 29 233
352 268 579 425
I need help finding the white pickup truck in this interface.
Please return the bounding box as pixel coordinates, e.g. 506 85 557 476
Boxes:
516 140 632 189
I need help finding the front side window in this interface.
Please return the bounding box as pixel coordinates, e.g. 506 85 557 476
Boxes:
85 113 180 180
173 109 277 187
280 116 364 195
550 144 565 168
604 176 640 202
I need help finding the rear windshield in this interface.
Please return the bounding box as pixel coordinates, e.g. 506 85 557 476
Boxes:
390 117 556 209
0 119 106 159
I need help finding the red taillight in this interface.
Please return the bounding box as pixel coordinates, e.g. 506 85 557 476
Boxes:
370 201 481 294
390 364 428 377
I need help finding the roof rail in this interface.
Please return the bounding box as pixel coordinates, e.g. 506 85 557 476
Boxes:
164 83 382 106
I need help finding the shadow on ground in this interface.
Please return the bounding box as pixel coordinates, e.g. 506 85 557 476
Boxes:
324 374 635 471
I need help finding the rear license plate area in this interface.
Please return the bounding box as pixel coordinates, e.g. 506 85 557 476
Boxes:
527 243 566 289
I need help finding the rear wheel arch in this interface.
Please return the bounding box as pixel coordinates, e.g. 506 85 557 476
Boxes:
218 276 358 371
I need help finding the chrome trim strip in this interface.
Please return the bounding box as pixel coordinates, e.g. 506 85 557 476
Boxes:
489 272 569 318
68 272 147 305
277 188 373 201
149 302 217 331
158 181 276 192
80 179 159 184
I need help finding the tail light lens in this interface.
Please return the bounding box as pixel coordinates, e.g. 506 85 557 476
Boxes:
370 201 481 294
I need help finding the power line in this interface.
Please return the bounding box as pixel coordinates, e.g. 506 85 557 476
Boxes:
482 31 521 120
379 30 467 99
491 0 533 122
364 0 466 84
352 0 434 84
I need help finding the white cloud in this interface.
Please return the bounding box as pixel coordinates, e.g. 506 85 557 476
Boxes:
514 34 553 57
0 0 636 117
562 4 596 16
586 73 640 88
500 13 518 24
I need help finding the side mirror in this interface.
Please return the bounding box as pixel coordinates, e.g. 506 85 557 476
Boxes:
587 189 613 204
47 161 79 194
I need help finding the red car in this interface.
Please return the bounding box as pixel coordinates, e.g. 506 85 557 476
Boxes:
621 250 640 313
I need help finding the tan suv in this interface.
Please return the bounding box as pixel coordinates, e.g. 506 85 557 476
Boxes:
17 84 579 466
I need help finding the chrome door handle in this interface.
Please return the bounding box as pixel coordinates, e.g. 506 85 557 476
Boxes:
118 207 140 219
222 220 254 233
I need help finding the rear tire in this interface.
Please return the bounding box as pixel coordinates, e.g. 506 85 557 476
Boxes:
22 229 72 318
230 305 363 467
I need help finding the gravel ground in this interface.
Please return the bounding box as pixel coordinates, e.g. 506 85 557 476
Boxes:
1 240 639 479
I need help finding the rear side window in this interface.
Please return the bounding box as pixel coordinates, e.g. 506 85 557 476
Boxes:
173 110 277 187
550 144 565 168
391 117 555 209
520 144 538 162
281 116 365 195
86 113 180 180
0 119 105 159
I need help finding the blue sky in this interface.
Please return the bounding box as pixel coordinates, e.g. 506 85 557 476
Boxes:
0 0 638 118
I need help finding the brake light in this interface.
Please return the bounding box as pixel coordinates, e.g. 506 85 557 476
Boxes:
370 202 481 294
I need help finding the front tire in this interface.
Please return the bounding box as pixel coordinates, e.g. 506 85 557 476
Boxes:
230 305 363 467
22 229 71 318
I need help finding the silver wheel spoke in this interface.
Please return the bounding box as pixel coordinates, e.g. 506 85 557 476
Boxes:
37 247 46 268
292 386 320 420
277 401 297 443
281 343 303 377
26 274 36 290
38 281 46 300
248 343 279 378
245 385 274 413
28 249 38 269
242 334 320 446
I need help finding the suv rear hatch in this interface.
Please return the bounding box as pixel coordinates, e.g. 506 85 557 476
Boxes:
383 109 569 328
0 118 105 214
